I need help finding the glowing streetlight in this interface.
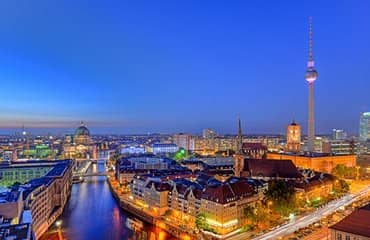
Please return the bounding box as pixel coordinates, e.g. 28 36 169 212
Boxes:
55 220 62 228
55 220 63 240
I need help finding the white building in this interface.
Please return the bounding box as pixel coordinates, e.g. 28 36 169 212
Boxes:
173 133 195 151
152 143 179 155
120 146 145 155
360 112 370 142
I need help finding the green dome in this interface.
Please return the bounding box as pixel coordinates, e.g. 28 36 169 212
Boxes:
75 122 90 136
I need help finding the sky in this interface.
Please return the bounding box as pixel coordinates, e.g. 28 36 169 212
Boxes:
0 0 369 135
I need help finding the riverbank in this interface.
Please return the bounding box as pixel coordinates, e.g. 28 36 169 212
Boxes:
42 162 137 240
107 175 196 240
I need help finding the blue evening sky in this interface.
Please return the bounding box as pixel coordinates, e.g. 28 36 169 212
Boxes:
0 0 369 134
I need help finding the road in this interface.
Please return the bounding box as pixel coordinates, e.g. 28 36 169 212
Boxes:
229 185 370 240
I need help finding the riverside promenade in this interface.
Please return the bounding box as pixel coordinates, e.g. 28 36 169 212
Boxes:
107 175 196 240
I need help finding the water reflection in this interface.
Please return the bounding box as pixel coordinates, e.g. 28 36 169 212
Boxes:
44 162 175 240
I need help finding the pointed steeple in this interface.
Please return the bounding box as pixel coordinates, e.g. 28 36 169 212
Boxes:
237 117 243 153
22 124 26 136
291 118 296 125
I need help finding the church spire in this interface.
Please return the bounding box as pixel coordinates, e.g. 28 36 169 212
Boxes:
237 117 243 153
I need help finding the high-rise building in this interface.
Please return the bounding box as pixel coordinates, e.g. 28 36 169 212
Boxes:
286 120 301 152
202 128 216 139
359 112 370 142
172 133 195 151
322 139 358 155
332 129 347 140
305 17 318 152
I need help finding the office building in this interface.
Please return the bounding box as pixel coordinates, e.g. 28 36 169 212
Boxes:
173 133 195 151
322 139 358 155
202 129 216 139
332 129 347 140
360 112 370 142
0 160 72 239
152 143 179 154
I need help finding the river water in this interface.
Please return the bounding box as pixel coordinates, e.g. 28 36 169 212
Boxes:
45 162 174 240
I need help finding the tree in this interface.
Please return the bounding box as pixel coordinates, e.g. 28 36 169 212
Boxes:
265 180 295 203
173 148 188 161
195 213 216 233
332 164 357 179
164 209 172 217
244 205 256 222
333 179 349 195
244 203 269 228
264 180 296 216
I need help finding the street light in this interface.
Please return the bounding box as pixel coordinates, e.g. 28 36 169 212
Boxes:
55 220 63 240
55 220 62 228
268 200 273 213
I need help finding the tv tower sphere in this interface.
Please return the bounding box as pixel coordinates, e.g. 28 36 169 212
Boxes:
305 68 318 83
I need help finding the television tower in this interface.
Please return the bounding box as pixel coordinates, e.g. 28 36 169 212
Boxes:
305 17 318 152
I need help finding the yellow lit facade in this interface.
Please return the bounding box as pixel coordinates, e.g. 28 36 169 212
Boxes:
267 153 356 173
286 121 301 152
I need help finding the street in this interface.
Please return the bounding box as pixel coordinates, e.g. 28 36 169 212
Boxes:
229 185 370 240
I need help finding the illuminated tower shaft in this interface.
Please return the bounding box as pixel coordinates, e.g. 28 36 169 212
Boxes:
305 17 318 152
308 82 315 152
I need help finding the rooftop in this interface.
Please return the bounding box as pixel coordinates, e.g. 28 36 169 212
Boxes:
330 206 370 237
243 159 303 179
0 223 32 240
44 161 70 177
269 152 355 158
201 178 255 204
0 190 21 204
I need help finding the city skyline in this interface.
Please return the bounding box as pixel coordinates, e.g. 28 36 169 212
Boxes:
1 2 370 240
0 1 369 134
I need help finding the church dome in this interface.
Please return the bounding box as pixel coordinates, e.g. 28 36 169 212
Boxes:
75 122 90 136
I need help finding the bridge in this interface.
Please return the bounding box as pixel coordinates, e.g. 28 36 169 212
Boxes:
72 158 108 178
80 172 107 177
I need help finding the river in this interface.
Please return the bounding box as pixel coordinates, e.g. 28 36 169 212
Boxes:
44 162 174 240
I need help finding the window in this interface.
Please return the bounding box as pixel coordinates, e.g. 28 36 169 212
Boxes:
345 236 350 240
337 234 342 240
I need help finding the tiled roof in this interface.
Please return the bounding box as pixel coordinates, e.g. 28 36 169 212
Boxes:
243 159 302 179
294 173 335 190
360 203 370 211
330 208 370 237
201 180 255 204
145 181 171 192
242 143 267 150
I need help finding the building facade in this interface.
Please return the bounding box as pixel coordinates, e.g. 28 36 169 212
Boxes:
267 152 356 173
360 112 370 142
152 143 179 155
173 134 195 151
332 129 347 140
129 174 260 235
286 121 301 152
0 160 72 240
330 203 370 240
